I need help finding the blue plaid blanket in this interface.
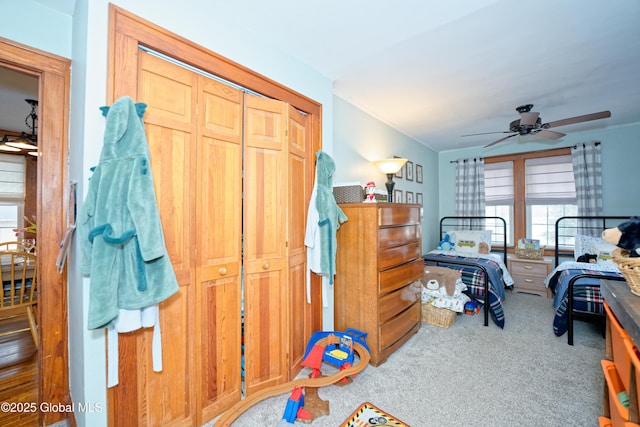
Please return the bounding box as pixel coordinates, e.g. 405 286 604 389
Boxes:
546 267 624 336
423 253 508 328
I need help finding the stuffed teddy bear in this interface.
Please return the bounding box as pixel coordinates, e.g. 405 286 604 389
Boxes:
437 234 454 251
602 216 640 257
421 266 462 297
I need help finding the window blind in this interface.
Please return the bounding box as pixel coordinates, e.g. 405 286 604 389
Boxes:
485 161 514 205
525 155 576 204
0 153 25 200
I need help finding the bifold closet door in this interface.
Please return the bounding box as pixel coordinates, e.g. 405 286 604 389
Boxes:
196 75 244 420
243 93 289 395
121 50 199 426
109 47 306 426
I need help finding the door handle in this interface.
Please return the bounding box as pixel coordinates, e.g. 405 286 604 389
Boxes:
262 262 270 270
219 267 227 276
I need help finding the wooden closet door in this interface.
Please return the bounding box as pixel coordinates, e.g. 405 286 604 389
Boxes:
196 76 243 420
243 93 289 395
287 106 314 377
118 50 198 427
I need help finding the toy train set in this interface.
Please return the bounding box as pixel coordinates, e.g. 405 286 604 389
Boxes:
214 328 370 427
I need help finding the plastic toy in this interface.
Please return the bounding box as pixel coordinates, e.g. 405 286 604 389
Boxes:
278 387 311 426
464 300 481 315
364 181 377 203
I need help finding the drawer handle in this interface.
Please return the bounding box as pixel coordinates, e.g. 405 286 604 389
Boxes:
524 266 533 270
219 267 228 276
525 279 533 283
263 262 270 270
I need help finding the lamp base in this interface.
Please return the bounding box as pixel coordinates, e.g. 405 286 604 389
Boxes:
385 173 395 202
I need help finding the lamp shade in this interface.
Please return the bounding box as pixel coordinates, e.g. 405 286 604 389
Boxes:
373 158 408 174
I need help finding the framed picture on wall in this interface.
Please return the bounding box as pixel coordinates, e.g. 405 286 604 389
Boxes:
416 192 423 206
406 161 414 181
406 191 414 204
394 155 403 179
416 164 423 184
394 189 403 203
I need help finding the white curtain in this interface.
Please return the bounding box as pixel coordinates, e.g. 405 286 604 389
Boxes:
455 158 485 227
571 141 602 235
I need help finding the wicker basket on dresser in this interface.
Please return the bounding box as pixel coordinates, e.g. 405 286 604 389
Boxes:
334 203 423 366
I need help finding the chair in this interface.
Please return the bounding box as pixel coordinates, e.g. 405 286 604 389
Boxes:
0 241 37 253
0 241 23 252
0 250 38 348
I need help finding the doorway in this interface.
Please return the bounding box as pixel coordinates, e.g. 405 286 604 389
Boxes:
0 37 71 426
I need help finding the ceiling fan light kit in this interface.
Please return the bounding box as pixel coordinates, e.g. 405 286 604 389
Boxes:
1 98 39 153
462 103 611 148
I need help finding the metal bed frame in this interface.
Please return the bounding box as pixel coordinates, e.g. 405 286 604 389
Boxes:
423 216 508 327
554 216 629 345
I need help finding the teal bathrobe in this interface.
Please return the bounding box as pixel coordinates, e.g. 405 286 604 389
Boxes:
305 151 347 304
79 96 179 331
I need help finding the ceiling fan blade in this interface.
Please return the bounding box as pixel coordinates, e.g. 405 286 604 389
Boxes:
535 129 566 140
520 112 539 126
543 110 611 129
484 133 518 148
461 131 511 137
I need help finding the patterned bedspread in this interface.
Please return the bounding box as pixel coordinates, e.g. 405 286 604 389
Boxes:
423 251 512 328
545 264 624 336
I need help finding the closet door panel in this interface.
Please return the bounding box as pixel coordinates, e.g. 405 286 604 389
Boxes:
118 50 198 427
287 106 313 377
197 77 243 418
243 94 288 395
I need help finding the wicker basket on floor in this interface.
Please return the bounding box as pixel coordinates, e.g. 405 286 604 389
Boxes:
421 303 456 328
612 248 640 296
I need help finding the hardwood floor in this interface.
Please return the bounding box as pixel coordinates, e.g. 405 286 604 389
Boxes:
0 314 39 426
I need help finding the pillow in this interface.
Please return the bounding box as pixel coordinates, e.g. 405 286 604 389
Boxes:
574 234 617 265
449 230 492 254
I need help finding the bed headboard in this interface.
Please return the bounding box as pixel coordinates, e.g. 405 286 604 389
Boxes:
439 216 508 265
554 215 630 266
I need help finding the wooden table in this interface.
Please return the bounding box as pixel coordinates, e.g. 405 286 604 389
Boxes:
601 279 640 346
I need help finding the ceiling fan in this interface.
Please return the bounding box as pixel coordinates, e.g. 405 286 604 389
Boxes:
462 104 611 148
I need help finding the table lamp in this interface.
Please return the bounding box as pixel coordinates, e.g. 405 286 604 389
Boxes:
373 158 408 202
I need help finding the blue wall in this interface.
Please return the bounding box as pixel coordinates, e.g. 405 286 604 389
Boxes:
332 95 440 250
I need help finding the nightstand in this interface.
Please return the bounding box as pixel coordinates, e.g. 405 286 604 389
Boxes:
507 256 553 298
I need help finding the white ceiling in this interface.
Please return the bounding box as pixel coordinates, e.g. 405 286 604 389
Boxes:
2 0 639 152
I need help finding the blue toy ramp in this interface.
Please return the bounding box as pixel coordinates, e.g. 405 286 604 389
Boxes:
302 328 369 361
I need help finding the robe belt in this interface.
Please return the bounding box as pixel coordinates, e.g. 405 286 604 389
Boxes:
88 223 147 292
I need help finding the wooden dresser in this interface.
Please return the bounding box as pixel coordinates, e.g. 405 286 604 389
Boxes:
507 256 553 297
334 203 423 366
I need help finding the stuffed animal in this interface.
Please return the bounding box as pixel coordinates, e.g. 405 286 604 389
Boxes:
577 253 598 263
421 266 462 297
438 234 454 251
602 217 640 258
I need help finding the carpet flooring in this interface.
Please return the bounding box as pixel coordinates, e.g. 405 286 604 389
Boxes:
210 290 606 427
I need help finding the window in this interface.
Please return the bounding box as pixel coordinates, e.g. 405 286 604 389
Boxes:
485 161 514 246
0 154 26 242
484 148 576 248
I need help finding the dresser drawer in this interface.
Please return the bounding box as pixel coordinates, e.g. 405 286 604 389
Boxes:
379 258 424 295
379 281 421 323
511 273 545 288
379 302 420 351
378 225 420 249
378 205 420 227
509 260 549 277
378 241 421 270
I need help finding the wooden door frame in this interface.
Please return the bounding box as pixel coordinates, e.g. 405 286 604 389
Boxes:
0 37 71 426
